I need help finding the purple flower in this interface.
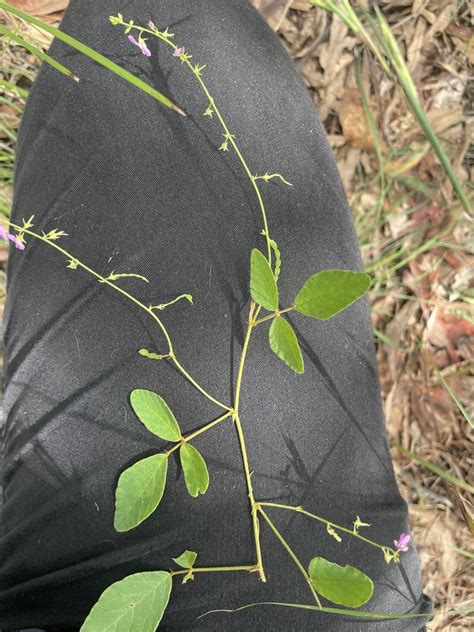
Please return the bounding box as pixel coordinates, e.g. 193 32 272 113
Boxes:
128 35 151 57
7 234 25 250
0 227 26 250
173 46 185 57
147 20 156 30
394 533 411 552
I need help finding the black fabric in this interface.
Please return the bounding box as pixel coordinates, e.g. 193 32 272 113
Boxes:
1 1 432 630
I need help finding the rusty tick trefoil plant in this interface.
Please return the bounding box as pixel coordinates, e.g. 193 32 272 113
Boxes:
2 12 426 632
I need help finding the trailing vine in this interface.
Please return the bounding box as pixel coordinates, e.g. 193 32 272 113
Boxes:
0 11 429 631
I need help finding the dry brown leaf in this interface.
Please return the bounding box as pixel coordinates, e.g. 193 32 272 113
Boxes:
339 87 376 150
424 3 458 42
251 0 309 30
6 0 69 16
424 304 474 361
317 16 355 84
449 488 474 536
385 380 410 437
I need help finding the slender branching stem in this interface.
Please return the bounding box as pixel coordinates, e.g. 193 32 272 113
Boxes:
232 301 266 581
170 564 258 577
121 20 274 263
257 507 322 608
1 220 231 412
258 502 395 554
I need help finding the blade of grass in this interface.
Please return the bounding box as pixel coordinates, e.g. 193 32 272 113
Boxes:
201 600 430 620
452 548 474 560
354 60 388 227
309 0 391 74
374 6 471 216
391 444 474 494
0 1 185 116
0 23 79 83
0 77 29 98
419 345 473 429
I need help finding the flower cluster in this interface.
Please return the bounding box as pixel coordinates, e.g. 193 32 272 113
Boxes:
0 226 25 250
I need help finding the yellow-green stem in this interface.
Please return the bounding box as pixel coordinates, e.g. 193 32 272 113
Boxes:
164 411 232 457
232 301 266 581
258 507 322 608
253 306 293 326
123 20 273 264
2 220 230 412
258 502 395 554
171 564 258 577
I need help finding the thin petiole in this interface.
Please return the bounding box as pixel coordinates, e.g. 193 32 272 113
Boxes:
258 502 394 554
258 507 322 608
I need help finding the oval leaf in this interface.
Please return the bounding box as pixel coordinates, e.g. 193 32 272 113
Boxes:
172 550 198 569
115 454 168 532
250 248 278 311
130 389 181 442
180 443 209 497
294 270 371 320
308 557 374 608
81 571 172 632
269 316 304 374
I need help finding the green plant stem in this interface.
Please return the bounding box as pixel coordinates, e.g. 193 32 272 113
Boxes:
108 24 277 582
391 444 474 494
253 306 293 326
232 301 266 582
1 219 231 412
164 411 232 457
171 564 258 577
0 24 79 82
119 19 274 264
258 502 394 554
258 507 322 608
170 354 233 412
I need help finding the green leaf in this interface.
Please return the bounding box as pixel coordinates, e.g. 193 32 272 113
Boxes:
180 443 209 497
114 454 168 532
172 550 198 569
294 270 371 320
269 238 282 282
130 389 181 442
308 557 374 608
250 248 278 311
138 349 167 360
269 317 304 374
81 571 172 632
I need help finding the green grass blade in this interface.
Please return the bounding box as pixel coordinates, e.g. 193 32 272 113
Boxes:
374 6 471 215
0 23 79 83
419 346 473 429
0 1 185 116
202 600 431 620
392 444 474 494
0 78 29 98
